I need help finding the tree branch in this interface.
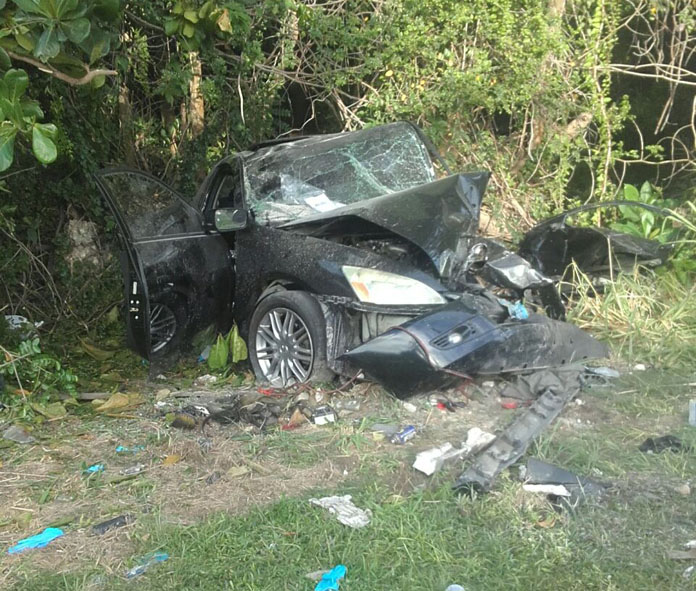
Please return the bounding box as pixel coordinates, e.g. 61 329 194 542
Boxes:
7 51 117 86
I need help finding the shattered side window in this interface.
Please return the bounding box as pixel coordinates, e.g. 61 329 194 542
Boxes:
99 172 201 240
244 123 436 223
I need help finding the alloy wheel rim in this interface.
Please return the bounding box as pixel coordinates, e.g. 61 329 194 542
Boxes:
255 307 314 387
150 303 177 353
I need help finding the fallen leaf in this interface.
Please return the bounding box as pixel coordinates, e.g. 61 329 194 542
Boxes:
155 388 171 402
93 392 144 413
30 401 67 419
162 454 181 466
227 465 250 478
80 339 116 361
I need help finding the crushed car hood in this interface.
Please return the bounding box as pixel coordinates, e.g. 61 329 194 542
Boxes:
278 173 490 271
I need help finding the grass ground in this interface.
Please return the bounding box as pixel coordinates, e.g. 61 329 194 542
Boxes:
2 368 695 590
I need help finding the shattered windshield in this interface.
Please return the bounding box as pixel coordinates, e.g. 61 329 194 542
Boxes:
243 122 436 224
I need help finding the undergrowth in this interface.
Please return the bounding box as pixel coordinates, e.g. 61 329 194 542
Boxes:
565 264 696 367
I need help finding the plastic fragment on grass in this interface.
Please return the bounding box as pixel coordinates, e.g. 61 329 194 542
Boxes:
84 464 105 474
309 495 371 528
116 445 145 454
125 551 169 578
7 528 64 554
92 514 134 535
2 425 36 444
314 564 347 591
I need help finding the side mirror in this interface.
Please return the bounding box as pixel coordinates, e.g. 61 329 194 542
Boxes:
214 208 248 232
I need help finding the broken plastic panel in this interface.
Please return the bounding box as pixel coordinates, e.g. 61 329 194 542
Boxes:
340 302 608 398
520 200 673 277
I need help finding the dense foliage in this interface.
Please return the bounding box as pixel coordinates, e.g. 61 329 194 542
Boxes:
0 1 694 399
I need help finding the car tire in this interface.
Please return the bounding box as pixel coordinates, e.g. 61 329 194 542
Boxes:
248 290 333 387
149 293 187 358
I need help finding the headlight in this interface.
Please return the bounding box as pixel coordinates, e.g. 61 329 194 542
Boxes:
342 265 446 305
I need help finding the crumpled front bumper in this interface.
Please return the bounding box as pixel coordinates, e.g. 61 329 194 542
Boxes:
339 301 608 398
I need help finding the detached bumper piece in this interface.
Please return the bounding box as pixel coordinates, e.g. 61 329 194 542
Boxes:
339 301 608 398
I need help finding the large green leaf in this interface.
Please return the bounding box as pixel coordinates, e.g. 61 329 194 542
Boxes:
164 18 179 36
55 0 79 18
228 324 248 363
35 27 60 60
32 122 57 164
14 32 36 52
12 0 45 15
62 17 90 43
4 69 29 102
20 99 43 120
208 333 229 370
0 47 10 70
79 28 110 63
0 123 17 172
0 1 6 10
622 184 639 201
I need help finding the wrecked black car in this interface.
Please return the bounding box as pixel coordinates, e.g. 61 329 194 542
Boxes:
97 122 608 396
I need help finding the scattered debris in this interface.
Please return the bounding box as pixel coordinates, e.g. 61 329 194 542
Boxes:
683 565 695 580
7 528 64 554
463 427 496 454
116 445 145 454
314 564 347 591
125 551 169 578
312 405 336 425
413 428 496 476
193 374 218 387
445 585 466 591
92 514 134 535
689 400 696 427
523 458 606 507
120 463 145 476
309 495 371 528
413 443 460 476
523 483 571 497
454 368 586 493
634 363 647 371
402 401 418 413
390 425 417 444
638 435 689 454
83 464 105 475
162 454 181 466
2 425 36 444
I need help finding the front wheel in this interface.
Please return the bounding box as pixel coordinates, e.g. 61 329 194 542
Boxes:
248 291 333 387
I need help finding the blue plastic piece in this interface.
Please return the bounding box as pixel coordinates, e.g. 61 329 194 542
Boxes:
126 551 169 578
498 299 529 321
116 445 145 454
315 565 347 591
84 463 105 474
7 528 64 554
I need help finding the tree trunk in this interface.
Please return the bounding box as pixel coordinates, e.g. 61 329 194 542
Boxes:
188 52 205 138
